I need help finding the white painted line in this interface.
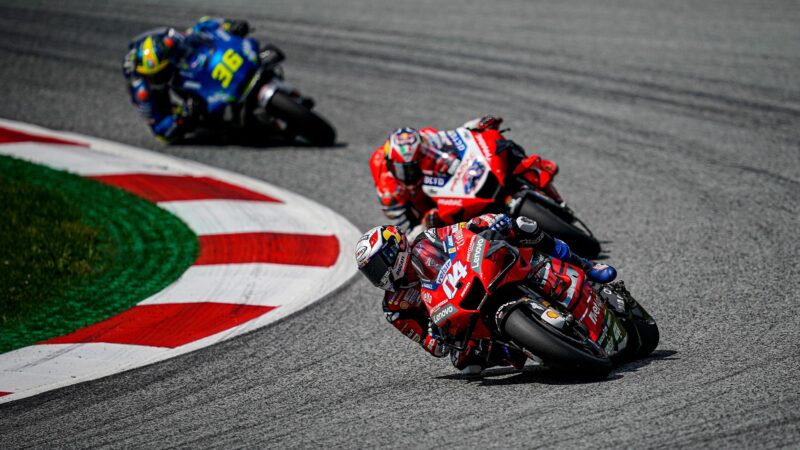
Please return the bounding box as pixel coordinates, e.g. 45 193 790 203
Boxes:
159 200 337 236
138 263 333 306
0 142 175 176
0 344 164 394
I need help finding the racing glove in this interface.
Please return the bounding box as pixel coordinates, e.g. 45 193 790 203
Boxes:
487 214 513 234
421 208 441 229
463 115 503 131
433 150 460 176
423 335 447 358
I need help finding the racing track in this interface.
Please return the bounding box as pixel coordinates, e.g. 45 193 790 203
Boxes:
1 0 799 447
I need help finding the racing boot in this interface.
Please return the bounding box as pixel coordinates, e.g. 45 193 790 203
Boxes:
491 342 527 370
570 254 617 284
450 341 487 376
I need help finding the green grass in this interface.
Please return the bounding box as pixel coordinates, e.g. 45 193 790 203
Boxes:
0 166 103 322
0 155 199 353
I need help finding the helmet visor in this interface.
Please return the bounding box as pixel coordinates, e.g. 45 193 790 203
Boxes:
390 161 422 184
360 247 399 291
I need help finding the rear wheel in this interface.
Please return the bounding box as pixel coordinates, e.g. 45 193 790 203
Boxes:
517 199 601 258
266 91 336 146
500 305 612 378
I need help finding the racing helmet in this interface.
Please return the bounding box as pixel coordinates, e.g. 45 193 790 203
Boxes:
134 30 178 85
355 225 410 292
385 127 424 184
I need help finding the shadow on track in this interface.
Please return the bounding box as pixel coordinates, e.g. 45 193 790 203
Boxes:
170 128 345 150
435 349 678 386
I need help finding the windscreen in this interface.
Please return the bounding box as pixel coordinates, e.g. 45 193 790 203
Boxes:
410 238 449 283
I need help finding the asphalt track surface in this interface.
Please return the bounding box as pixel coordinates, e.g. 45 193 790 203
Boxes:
1 0 799 447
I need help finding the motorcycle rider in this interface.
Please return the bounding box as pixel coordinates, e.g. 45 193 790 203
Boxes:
369 116 562 233
122 17 251 142
355 213 617 375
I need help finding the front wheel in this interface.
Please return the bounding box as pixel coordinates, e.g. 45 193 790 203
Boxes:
500 305 612 378
516 199 601 258
266 91 336 146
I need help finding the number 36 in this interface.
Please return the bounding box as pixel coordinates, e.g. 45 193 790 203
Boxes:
211 49 244 88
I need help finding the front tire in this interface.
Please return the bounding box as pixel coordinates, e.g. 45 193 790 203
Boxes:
267 91 336 146
501 305 612 378
517 199 601 258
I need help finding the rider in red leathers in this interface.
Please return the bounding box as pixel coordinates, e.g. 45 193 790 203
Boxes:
369 116 561 232
355 213 617 375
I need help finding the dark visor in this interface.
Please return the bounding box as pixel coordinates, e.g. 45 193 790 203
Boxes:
360 245 399 290
390 161 422 184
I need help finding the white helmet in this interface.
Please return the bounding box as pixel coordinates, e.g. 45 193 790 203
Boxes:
355 225 410 292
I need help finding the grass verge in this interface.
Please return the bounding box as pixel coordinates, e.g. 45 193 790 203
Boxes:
0 155 199 353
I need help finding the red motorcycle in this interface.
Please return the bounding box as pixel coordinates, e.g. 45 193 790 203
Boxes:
419 127 601 258
418 227 658 377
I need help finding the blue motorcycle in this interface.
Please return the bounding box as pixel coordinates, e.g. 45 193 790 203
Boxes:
158 27 336 145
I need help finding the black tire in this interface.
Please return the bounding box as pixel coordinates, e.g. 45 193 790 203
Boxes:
602 282 659 360
501 306 612 378
517 199 601 258
267 91 336 146
633 319 659 358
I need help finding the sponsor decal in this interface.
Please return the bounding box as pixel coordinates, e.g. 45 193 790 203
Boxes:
462 159 486 195
382 227 402 244
421 281 436 291
545 310 560 319
423 175 448 187
438 198 463 207
454 229 465 248
394 130 418 147
377 272 393 290
242 39 257 63
355 241 370 267
468 237 486 274
446 235 456 259
460 280 472 298
475 133 492 161
392 251 409 277
432 303 457 325
421 291 433 304
404 288 421 306
587 294 603 325
447 131 467 154
368 230 379 247
436 259 452 285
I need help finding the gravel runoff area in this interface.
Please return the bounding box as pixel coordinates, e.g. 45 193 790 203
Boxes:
0 0 798 447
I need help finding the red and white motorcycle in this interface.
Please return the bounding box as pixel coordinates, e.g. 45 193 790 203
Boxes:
418 127 602 258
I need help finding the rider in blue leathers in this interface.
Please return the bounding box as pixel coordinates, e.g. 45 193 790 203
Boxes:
122 17 250 142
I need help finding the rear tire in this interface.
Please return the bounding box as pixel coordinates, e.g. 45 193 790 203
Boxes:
628 314 659 358
267 91 336 146
501 306 612 378
517 199 601 258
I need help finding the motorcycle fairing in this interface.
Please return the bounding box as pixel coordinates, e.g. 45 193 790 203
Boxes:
174 32 261 114
421 128 509 222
